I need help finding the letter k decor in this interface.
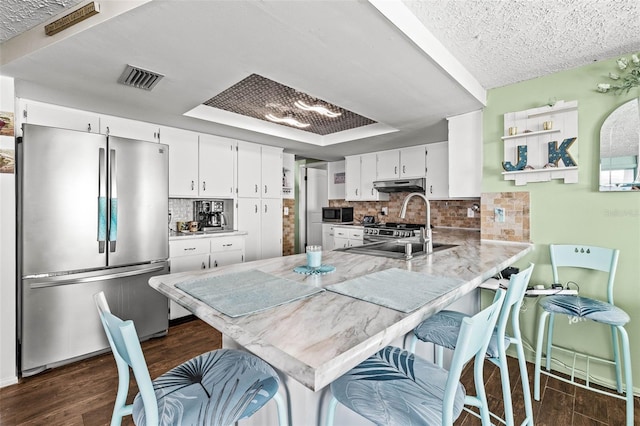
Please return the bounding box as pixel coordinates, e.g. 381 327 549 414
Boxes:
548 137 577 167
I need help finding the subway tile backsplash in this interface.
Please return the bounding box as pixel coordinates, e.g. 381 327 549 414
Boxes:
329 194 481 229
168 198 195 231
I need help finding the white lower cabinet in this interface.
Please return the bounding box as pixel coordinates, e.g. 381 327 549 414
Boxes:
332 227 364 249
322 224 335 250
169 235 245 319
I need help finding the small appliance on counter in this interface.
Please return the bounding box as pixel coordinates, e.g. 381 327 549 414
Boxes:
194 199 232 231
322 206 354 223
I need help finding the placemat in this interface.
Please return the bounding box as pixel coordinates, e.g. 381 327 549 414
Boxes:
176 270 324 318
326 268 464 313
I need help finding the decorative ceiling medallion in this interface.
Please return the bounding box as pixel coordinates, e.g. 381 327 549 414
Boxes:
202 74 376 135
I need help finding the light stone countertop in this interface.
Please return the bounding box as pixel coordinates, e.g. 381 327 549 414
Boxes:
150 228 532 392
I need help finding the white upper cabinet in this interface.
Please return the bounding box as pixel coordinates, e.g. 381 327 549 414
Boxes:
18 99 99 134
447 110 482 197
237 142 262 197
237 142 282 199
400 145 428 178
376 146 427 180
425 142 449 199
162 126 200 197
101 115 160 142
345 153 389 201
199 134 235 198
261 146 283 199
376 150 401 180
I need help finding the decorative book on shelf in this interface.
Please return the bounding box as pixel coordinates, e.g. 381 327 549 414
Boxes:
501 100 578 186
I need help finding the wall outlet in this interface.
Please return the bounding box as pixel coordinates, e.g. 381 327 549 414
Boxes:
381 207 388 216
494 208 505 223
283 206 289 216
467 208 474 218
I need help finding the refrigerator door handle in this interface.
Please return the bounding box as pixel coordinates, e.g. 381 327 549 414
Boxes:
27 264 166 289
98 148 107 253
109 149 118 252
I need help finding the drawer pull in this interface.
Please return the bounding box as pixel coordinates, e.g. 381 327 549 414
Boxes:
223 243 233 247
184 247 196 251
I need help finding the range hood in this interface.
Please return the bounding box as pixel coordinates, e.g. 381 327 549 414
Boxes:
373 177 426 193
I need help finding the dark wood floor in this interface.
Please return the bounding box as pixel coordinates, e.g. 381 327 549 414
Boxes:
0 319 637 425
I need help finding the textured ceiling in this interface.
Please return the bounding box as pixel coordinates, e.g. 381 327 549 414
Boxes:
0 0 83 43
402 0 640 89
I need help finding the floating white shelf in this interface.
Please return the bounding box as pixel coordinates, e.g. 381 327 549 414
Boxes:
501 129 560 140
502 166 578 186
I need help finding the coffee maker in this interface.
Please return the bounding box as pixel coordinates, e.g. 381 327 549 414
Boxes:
194 200 226 231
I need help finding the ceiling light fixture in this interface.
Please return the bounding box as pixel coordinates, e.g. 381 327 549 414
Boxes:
265 113 310 128
294 100 342 118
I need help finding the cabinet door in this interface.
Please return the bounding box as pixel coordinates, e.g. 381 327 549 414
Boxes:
345 156 361 201
21 100 99 133
101 115 159 142
169 253 209 319
425 142 449 199
333 237 349 249
199 134 235 197
162 126 200 197
261 198 282 259
400 145 427 178
210 250 244 267
261 146 283 199
448 110 482 197
237 198 261 262
376 150 400 180
237 142 262 197
361 153 387 200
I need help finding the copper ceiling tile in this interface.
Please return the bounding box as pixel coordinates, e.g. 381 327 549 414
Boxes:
203 74 376 135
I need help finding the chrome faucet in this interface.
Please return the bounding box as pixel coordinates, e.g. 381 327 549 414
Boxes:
399 192 433 254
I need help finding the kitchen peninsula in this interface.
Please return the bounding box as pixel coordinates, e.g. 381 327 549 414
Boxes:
149 228 532 425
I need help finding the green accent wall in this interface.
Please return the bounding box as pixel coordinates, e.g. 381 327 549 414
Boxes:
482 54 639 392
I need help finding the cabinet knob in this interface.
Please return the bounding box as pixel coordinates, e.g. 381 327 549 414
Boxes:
264 185 268 194
191 180 195 191
264 204 268 213
202 181 206 191
214 260 218 267
88 123 92 132
255 184 258 193
201 262 206 269
255 204 258 213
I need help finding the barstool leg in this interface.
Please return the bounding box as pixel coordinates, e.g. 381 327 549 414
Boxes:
617 326 634 426
534 311 550 401
496 352 514 426
512 317 534 426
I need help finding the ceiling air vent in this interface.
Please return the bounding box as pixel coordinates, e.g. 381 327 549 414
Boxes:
117 64 164 91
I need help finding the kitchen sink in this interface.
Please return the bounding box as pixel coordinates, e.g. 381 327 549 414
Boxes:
340 240 458 259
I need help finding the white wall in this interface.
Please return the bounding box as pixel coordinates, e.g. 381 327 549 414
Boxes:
0 75 17 386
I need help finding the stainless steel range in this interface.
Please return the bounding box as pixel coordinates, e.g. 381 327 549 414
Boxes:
363 223 425 242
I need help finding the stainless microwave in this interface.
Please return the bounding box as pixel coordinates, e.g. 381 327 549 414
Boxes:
322 207 354 223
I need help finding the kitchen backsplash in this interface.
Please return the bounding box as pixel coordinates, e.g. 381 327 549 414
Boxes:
282 198 295 256
169 198 194 230
329 193 482 229
480 192 530 242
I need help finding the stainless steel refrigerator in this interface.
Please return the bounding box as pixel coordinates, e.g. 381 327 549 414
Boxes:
17 124 170 377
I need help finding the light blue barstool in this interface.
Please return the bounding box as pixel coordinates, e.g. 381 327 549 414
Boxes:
325 289 506 426
94 291 287 426
533 245 633 426
408 264 535 426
